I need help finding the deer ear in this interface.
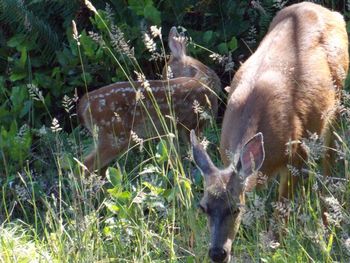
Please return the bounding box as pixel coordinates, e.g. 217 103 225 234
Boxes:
190 130 217 176
168 27 186 59
237 132 265 191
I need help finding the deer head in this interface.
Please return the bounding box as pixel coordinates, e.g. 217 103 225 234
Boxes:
164 27 220 92
190 130 265 262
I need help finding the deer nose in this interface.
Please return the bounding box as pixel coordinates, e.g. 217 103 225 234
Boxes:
209 247 228 262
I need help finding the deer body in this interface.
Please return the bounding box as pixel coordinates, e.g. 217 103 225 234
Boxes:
78 27 220 173
191 3 348 263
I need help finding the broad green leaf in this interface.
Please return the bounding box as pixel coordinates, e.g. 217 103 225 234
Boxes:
20 47 27 67
217 42 228 54
143 182 164 195
129 0 145 15
19 100 32 118
144 4 161 25
7 34 26 48
104 200 120 213
156 139 168 164
10 72 27 82
203 30 214 44
228 36 238 51
106 166 123 187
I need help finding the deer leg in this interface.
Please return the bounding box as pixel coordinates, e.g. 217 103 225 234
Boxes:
321 123 337 225
276 167 299 222
268 166 300 240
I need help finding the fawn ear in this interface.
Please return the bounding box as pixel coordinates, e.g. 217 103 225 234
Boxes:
168 27 186 59
237 132 265 191
190 130 217 178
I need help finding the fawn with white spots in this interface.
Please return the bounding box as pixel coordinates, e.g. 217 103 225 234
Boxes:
78 27 221 173
191 3 348 262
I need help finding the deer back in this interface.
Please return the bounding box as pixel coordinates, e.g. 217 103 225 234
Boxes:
220 2 348 175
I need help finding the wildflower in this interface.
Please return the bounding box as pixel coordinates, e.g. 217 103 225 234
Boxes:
209 53 225 63
259 231 280 251
251 1 267 15
322 196 343 227
105 3 114 22
88 31 105 46
256 172 268 185
301 132 324 161
242 193 267 227
205 94 212 109
83 172 106 193
272 200 291 219
144 32 156 53
113 112 122 122
134 71 151 92
298 213 311 224
287 164 300 177
24 14 31 32
342 237 350 256
199 111 212 121
192 100 203 114
17 124 29 138
84 0 98 14
110 25 135 59
15 184 31 201
165 66 173 79
135 89 145 102
72 20 80 45
51 118 62 133
273 0 288 9
245 26 257 46
130 130 144 152
38 125 47 135
200 137 210 150
150 25 162 38
27 84 44 102
210 52 234 72
62 95 75 114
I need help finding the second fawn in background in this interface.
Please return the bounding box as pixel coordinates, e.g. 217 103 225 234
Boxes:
191 2 349 263
78 27 221 173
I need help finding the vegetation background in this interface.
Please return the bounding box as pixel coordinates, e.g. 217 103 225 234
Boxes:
0 0 349 262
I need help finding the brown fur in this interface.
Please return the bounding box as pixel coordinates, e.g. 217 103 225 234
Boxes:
191 3 348 262
78 27 221 173
221 2 348 187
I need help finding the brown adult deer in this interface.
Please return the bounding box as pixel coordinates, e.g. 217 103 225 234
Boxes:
78 27 220 173
191 2 348 262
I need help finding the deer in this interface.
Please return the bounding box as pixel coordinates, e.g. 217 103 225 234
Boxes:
190 2 348 262
78 27 221 173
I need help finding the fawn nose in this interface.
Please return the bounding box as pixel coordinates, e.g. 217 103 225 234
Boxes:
209 247 228 262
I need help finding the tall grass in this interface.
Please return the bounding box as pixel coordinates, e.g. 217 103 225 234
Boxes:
1 2 350 263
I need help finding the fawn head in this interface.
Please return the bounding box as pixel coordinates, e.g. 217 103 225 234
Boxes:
164 27 215 82
190 130 265 262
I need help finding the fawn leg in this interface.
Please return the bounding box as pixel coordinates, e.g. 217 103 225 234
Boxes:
83 133 128 175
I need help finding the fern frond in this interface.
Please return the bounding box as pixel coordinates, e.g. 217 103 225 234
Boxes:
0 0 77 63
